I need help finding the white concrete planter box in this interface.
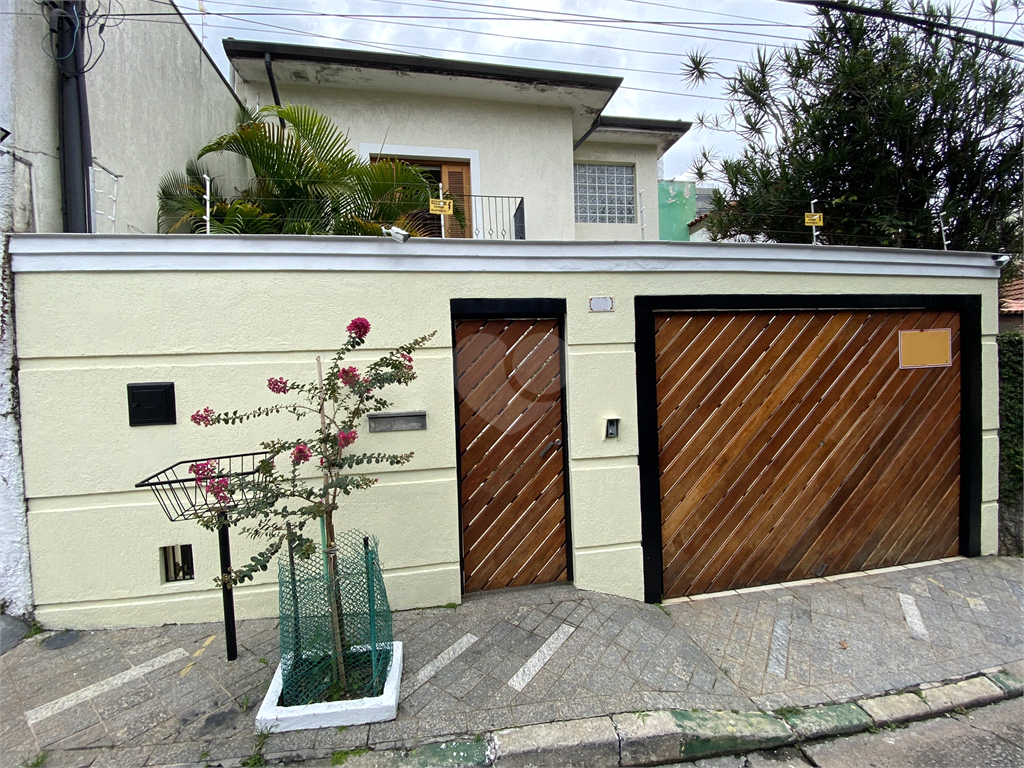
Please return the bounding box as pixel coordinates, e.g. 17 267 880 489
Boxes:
255 642 402 732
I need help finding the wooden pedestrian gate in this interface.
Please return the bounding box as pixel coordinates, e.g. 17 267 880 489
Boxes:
453 312 570 593
647 306 965 599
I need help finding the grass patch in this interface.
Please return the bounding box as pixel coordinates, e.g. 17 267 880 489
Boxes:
239 755 266 767
21 753 48 768
25 621 44 638
332 748 369 765
655 603 671 616
774 705 803 718
442 602 459 609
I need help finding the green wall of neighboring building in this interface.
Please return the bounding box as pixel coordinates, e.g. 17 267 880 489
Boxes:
659 180 697 241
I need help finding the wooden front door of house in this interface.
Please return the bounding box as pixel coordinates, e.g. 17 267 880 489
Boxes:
454 316 570 592
654 308 962 599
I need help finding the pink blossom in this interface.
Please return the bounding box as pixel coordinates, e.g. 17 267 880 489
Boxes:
267 377 289 394
190 407 216 427
338 366 360 387
291 444 312 465
400 353 413 371
188 460 218 481
205 477 230 504
337 429 358 449
346 317 371 339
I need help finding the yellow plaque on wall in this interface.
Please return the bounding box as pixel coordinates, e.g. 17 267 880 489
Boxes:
429 198 454 215
899 328 952 369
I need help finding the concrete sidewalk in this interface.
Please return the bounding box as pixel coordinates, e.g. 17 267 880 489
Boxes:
1 555 1021 767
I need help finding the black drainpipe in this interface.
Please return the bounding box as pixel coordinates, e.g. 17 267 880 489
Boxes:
52 0 93 233
263 53 286 130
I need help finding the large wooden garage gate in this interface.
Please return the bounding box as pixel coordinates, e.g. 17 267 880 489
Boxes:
653 307 963 599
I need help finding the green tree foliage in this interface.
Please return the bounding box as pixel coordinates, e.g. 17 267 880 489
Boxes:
684 1 1023 253
158 104 452 236
998 331 1022 555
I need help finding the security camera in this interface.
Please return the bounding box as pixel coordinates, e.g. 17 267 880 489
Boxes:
993 254 1011 267
381 225 410 244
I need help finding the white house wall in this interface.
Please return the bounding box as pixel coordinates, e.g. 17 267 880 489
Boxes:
10 235 1001 629
234 80 577 240
573 142 662 242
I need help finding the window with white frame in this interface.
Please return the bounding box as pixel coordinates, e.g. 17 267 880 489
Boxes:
574 164 636 223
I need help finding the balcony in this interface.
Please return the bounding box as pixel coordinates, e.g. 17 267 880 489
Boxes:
409 196 525 240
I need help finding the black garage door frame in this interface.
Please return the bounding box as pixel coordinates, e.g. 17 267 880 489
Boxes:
634 294 983 604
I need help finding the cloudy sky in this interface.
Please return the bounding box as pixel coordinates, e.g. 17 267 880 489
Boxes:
165 0 1022 180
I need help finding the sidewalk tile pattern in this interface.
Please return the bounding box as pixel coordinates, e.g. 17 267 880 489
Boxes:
0 557 1020 766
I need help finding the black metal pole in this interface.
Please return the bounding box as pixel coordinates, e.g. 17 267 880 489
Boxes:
218 514 238 661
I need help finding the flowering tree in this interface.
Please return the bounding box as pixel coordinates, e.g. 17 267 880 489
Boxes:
187 317 434 588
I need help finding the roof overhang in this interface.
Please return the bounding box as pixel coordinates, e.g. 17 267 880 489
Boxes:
576 116 691 156
224 39 621 143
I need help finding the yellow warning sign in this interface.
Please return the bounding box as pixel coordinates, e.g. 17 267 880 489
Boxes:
804 212 823 226
899 328 952 369
429 198 454 215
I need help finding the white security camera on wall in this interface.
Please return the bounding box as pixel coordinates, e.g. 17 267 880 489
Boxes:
381 225 410 244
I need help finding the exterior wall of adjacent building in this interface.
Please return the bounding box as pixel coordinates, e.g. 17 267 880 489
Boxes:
573 142 661 242
10 234 1002 629
233 80 578 241
1 0 244 236
658 180 698 242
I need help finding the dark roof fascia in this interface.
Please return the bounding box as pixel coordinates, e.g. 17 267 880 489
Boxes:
223 39 622 93
593 116 692 135
169 0 244 108
573 115 691 151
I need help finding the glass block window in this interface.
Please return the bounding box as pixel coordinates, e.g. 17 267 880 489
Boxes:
574 164 636 223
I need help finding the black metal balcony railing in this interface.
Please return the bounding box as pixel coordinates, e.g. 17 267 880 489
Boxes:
407 195 525 240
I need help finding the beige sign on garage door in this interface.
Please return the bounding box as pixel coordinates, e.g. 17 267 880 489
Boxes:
899 328 952 369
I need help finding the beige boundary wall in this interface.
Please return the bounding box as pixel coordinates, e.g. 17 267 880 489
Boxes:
10 234 1001 629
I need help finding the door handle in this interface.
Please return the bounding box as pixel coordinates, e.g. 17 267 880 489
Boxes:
539 438 562 459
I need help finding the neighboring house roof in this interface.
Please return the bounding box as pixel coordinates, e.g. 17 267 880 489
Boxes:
224 39 688 151
574 116 690 155
1001 276 1023 314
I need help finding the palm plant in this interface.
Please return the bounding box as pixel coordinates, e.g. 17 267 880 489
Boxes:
158 104 452 236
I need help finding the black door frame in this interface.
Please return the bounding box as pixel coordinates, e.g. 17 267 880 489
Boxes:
634 293 983 604
450 298 574 593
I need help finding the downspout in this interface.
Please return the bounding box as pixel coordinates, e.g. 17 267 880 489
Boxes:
573 116 603 151
51 1 92 233
264 53 286 130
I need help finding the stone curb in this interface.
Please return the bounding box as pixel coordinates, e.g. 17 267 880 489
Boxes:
127 662 1024 767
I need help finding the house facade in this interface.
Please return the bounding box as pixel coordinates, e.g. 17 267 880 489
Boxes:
9 233 1002 629
224 41 689 243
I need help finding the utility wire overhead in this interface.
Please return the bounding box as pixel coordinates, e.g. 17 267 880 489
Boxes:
782 0 1023 46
